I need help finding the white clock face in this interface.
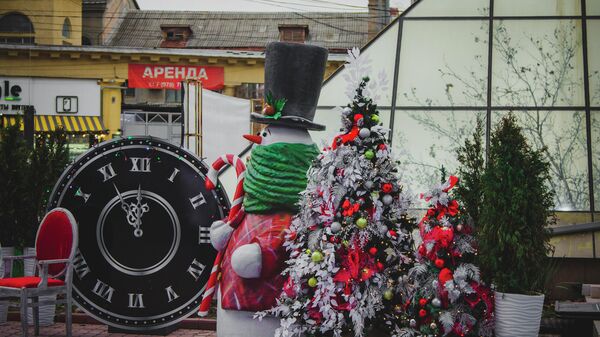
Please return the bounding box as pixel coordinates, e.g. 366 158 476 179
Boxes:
48 137 229 331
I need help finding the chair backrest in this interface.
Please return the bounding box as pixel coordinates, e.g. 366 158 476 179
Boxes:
35 208 78 278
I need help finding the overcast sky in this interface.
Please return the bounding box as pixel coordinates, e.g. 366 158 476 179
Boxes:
137 0 412 12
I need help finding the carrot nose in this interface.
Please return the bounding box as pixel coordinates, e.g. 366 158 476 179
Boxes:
243 134 262 144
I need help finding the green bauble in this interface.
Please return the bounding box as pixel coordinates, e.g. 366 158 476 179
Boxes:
308 277 318 287
371 114 380 123
383 289 394 300
356 217 368 229
364 150 375 160
311 251 323 263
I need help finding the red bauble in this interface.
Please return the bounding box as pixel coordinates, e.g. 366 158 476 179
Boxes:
262 104 275 116
389 229 397 238
288 231 297 240
439 268 453 284
376 261 384 271
434 258 445 268
329 236 338 243
418 298 428 307
418 244 427 256
342 199 351 209
353 114 364 123
382 183 393 193
378 143 386 150
369 247 378 256
418 309 427 317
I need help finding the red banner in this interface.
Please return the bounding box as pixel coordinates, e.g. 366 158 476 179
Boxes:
128 64 224 90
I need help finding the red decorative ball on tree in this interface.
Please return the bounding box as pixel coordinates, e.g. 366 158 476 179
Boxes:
378 143 386 150
288 231 297 240
434 258 445 268
418 309 427 318
353 114 364 123
388 229 397 238
439 268 453 284
418 298 428 307
376 261 384 271
369 247 378 256
382 183 393 193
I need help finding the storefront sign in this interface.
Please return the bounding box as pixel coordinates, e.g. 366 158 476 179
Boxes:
128 64 224 90
0 77 100 116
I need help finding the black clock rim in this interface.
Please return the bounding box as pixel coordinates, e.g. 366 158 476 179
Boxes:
46 135 231 330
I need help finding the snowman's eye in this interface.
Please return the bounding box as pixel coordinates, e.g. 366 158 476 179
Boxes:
262 132 268 137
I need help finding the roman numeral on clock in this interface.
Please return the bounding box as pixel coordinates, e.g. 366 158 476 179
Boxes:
199 227 210 244
92 279 115 303
168 168 180 182
128 293 145 308
97 163 117 182
187 258 206 281
130 157 151 172
165 286 179 303
189 193 207 209
72 248 90 279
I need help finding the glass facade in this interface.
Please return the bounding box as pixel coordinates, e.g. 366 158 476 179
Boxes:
315 0 600 217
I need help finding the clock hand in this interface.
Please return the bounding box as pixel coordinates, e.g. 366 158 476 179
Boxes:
113 183 129 213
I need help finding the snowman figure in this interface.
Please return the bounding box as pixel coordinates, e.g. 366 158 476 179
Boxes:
210 42 328 337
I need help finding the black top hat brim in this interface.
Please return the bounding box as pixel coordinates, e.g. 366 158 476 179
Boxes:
251 112 326 131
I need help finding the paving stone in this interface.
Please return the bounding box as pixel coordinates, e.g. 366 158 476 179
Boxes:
0 321 216 337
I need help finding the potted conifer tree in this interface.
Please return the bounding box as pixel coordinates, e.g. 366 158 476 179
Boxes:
463 114 555 337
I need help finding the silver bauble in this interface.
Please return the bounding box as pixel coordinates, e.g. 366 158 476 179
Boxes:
330 222 342 233
359 128 371 139
364 181 374 189
409 319 417 328
430 322 437 330
432 298 441 307
432 280 439 288
382 194 393 205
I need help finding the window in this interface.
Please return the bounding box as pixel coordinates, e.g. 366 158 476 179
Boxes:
314 0 600 215
124 88 136 98
165 89 181 103
279 25 308 43
0 12 34 33
62 18 71 38
235 83 264 100
160 25 192 48
0 12 34 44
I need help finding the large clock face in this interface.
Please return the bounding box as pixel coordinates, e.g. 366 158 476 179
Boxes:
48 136 229 331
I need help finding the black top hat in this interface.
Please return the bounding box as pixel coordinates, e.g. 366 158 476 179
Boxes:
251 42 328 131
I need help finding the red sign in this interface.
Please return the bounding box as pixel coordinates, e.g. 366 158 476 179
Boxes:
128 64 224 90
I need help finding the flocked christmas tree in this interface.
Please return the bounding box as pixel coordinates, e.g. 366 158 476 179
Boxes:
398 174 494 337
259 76 417 337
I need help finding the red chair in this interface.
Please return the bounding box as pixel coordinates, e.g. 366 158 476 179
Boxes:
0 208 78 337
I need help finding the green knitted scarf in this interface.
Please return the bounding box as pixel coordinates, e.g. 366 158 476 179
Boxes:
243 142 319 213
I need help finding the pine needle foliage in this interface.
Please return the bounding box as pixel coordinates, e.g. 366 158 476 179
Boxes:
478 114 555 294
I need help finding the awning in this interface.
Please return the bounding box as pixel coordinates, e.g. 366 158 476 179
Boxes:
1 115 106 134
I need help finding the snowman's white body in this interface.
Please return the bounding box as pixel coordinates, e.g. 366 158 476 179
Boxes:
211 125 315 337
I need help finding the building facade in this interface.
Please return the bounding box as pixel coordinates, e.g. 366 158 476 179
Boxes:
0 2 378 153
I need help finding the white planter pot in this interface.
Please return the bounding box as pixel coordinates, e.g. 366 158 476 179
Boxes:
23 247 56 326
494 291 544 337
0 246 15 325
